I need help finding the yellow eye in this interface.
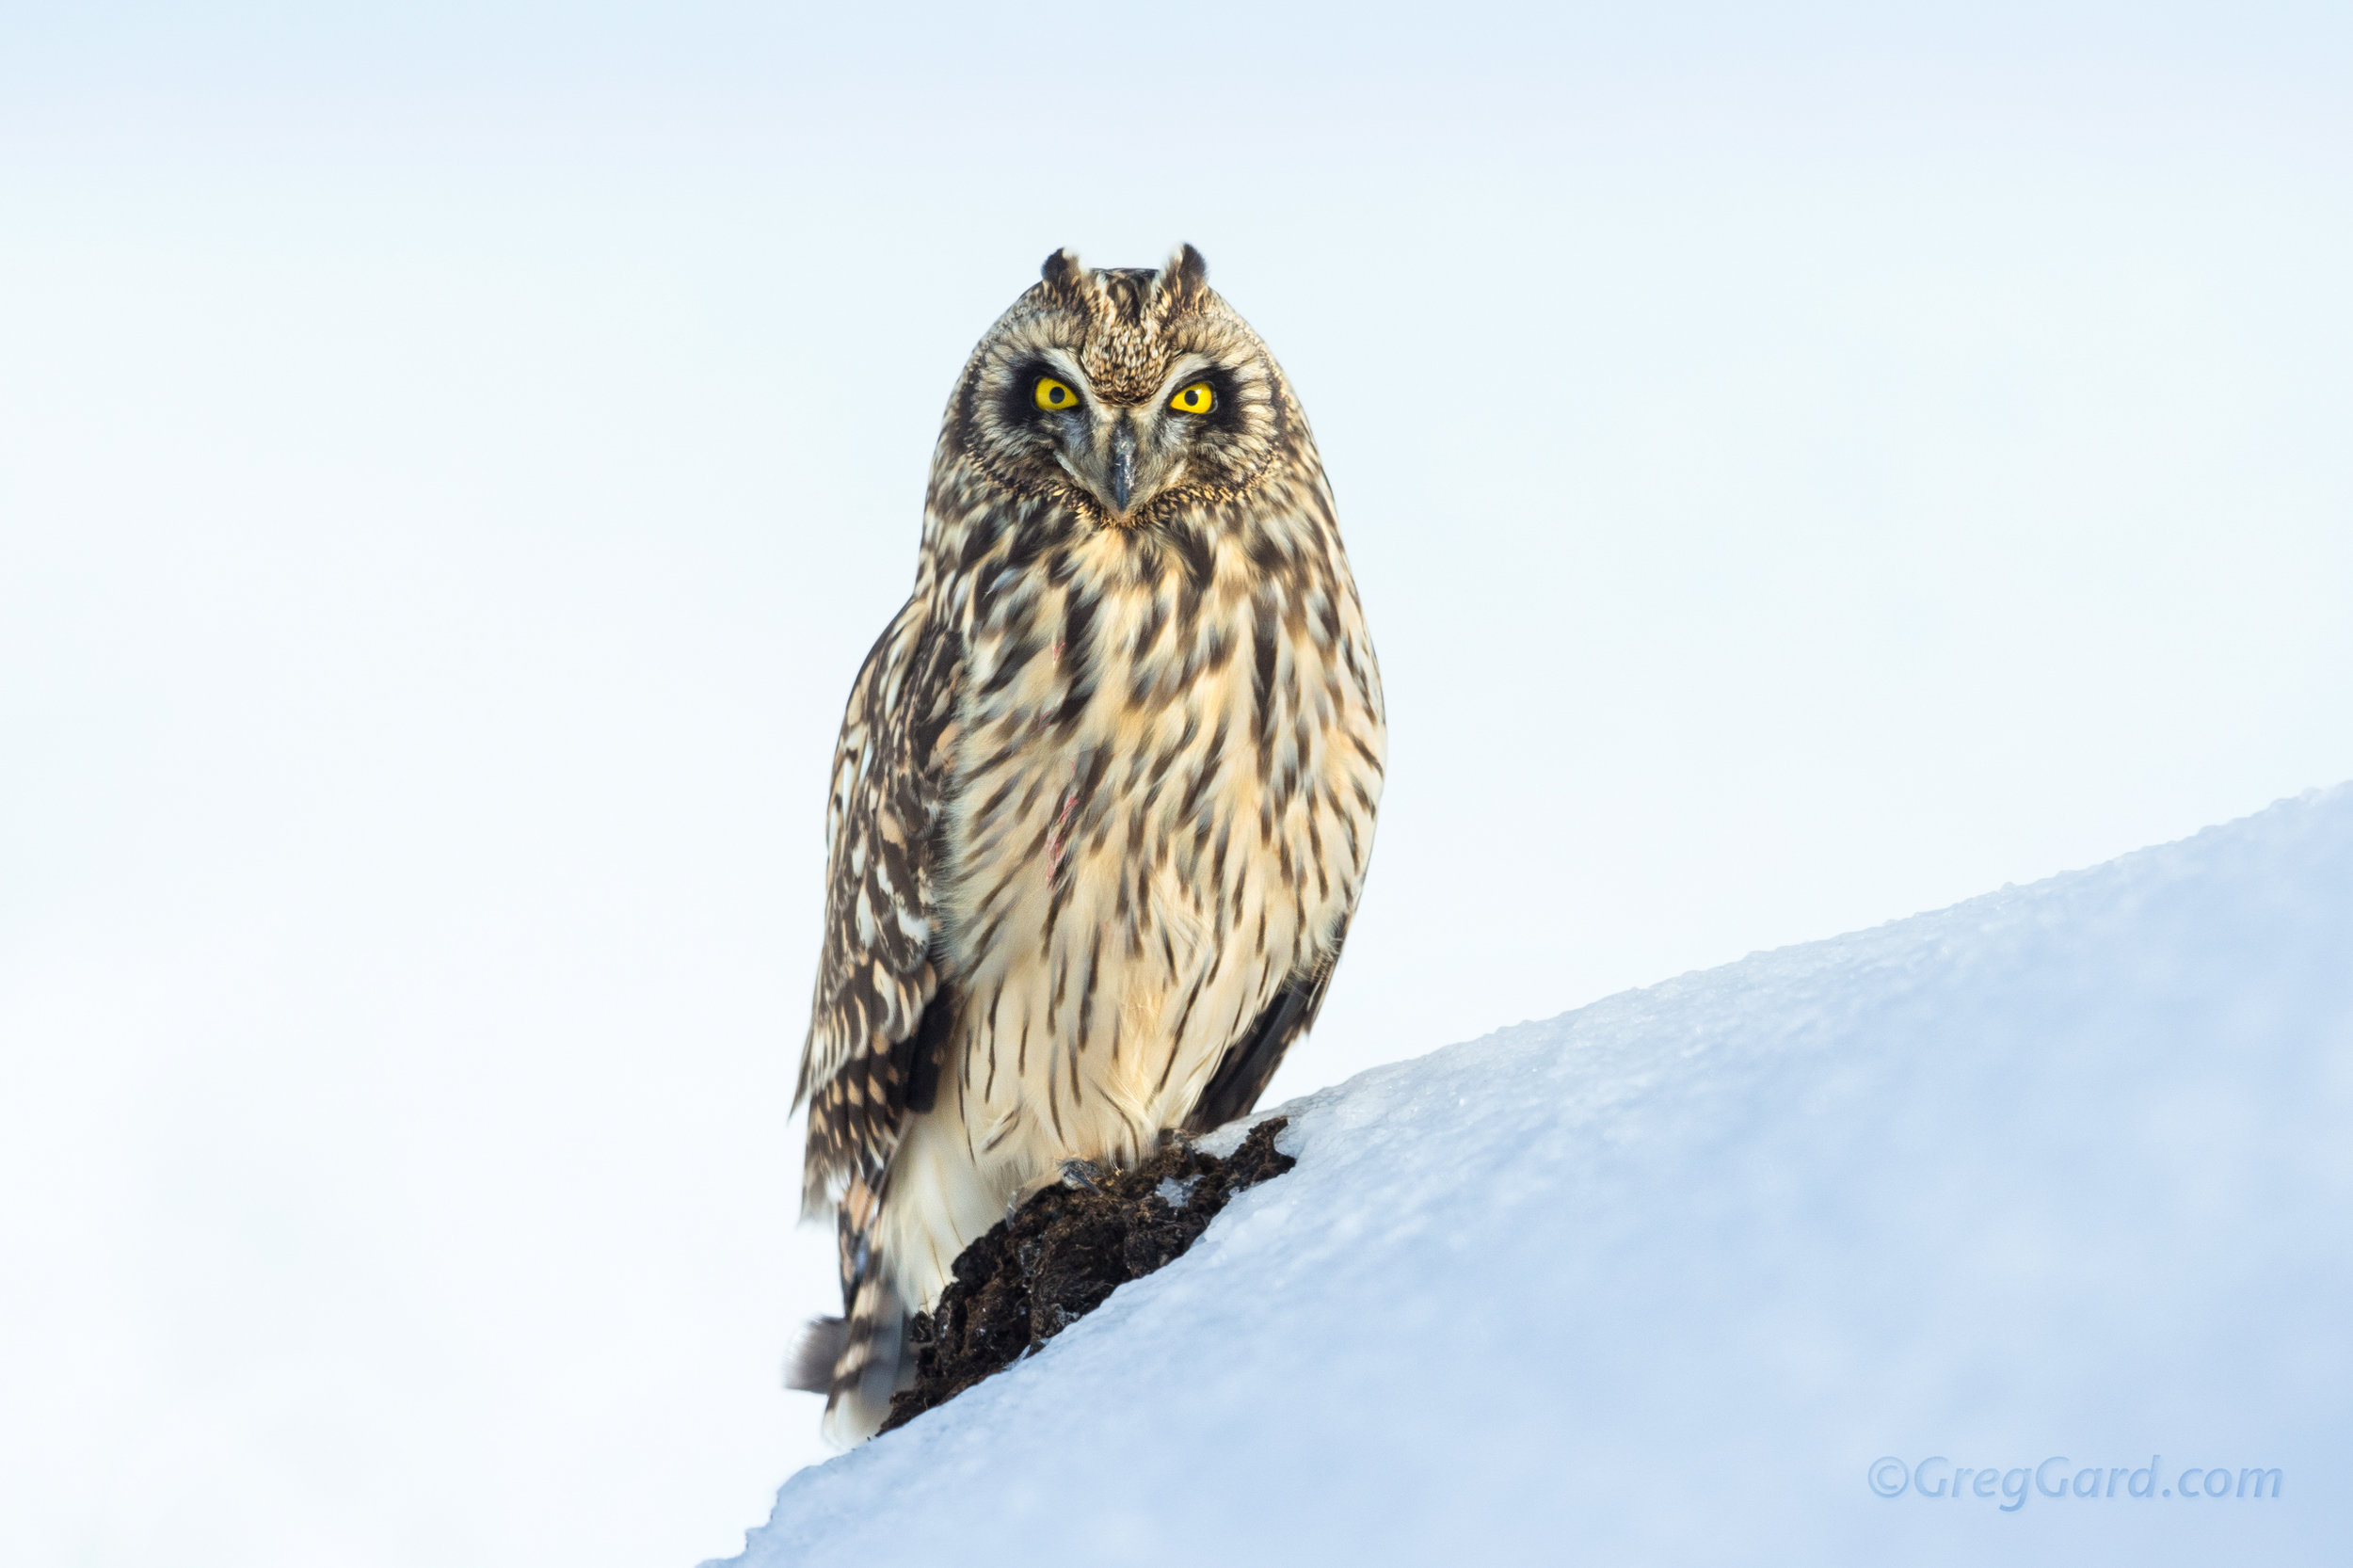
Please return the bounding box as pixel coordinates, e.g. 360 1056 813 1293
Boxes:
1033 376 1080 412
1169 381 1214 414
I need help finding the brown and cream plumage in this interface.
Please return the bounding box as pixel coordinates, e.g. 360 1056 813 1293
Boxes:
788 246 1385 1444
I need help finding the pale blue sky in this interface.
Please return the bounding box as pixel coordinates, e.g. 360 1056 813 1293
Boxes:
5 7 2350 1567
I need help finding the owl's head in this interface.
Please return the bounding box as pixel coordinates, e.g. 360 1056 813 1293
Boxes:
950 245 1292 525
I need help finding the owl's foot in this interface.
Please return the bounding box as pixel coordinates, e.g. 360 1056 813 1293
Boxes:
1003 1156 1110 1223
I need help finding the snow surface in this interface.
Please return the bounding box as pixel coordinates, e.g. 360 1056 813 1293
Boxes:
718 789 2353 1567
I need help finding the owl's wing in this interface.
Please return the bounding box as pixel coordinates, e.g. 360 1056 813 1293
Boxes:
1182 911 1352 1135
795 596 962 1219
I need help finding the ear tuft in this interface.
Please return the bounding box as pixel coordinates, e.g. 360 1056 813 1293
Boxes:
1040 248 1087 296
1159 242 1209 305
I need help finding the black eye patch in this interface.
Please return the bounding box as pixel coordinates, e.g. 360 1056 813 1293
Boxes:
1178 366 1245 433
1003 357 1079 427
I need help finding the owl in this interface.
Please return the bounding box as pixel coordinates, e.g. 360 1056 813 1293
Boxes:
787 245 1385 1445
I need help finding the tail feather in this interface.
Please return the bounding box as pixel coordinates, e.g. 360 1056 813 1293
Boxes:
784 1315 846 1395
819 1271 908 1448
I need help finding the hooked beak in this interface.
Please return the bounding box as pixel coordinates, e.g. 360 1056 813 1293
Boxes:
1109 424 1135 513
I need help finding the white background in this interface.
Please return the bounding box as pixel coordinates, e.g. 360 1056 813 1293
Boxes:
3 5 2348 1565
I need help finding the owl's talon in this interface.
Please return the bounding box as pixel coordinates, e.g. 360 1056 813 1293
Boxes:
1000 1157 1105 1223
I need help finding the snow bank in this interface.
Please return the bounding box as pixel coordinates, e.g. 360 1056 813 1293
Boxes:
717 789 2353 1567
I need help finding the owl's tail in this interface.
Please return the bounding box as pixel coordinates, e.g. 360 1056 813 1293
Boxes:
783 1315 846 1395
784 1265 908 1448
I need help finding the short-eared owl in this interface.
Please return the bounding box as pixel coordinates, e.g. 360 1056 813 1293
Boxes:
788 246 1385 1444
